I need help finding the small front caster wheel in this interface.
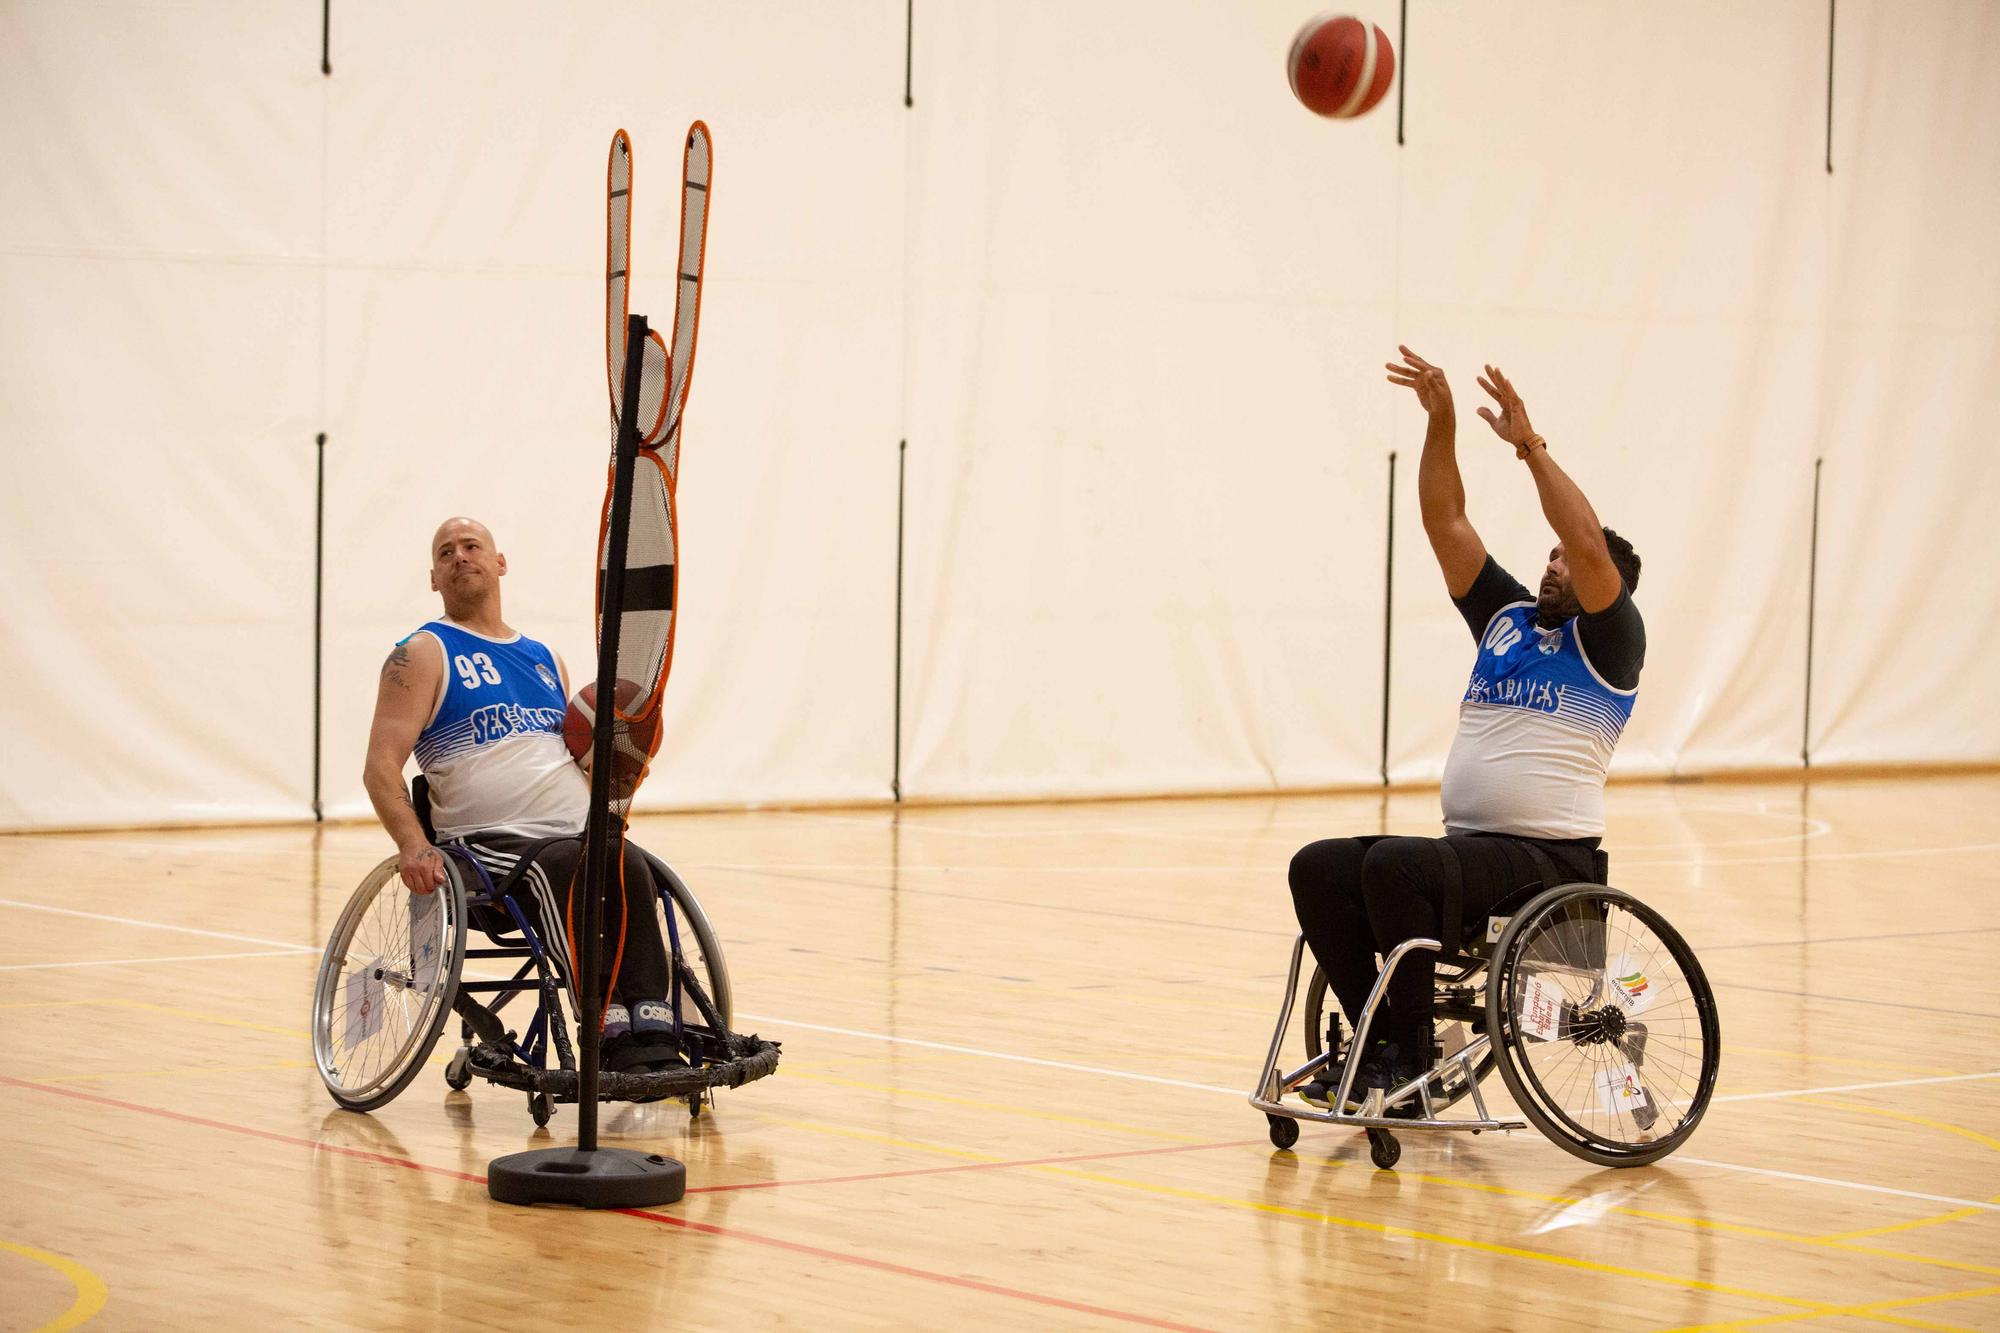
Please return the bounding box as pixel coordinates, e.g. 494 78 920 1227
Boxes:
444 1047 472 1091
1267 1114 1300 1151
1367 1128 1401 1170
529 1093 553 1128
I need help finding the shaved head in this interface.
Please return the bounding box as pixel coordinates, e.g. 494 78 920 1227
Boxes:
431 516 496 557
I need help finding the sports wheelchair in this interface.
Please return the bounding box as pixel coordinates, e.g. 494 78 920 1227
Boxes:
310 779 778 1126
1250 852 1719 1169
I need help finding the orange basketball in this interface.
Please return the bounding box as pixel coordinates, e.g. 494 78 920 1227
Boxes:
1287 13 1396 120
564 678 661 798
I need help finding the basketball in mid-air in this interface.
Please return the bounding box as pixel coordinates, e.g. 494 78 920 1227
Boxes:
564 678 661 797
1287 13 1396 119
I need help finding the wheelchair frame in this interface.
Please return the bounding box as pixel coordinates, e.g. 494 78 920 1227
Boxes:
1251 933 1523 1168
1250 869 1719 1170
311 784 778 1126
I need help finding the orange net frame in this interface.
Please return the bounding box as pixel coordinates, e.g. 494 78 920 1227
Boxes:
569 124 712 1008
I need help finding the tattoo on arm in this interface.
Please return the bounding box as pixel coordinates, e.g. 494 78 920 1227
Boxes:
381 642 412 690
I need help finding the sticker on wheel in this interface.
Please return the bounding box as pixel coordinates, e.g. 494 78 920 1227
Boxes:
1517 972 1566 1041
409 890 442 994
1606 953 1654 1015
343 957 386 1048
1593 1061 1651 1116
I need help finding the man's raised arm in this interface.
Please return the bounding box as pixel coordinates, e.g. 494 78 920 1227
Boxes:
1473 363 1623 614
362 633 448 892
1388 345 1487 598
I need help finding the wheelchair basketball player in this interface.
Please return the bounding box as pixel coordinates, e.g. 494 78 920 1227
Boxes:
1288 348 1646 1108
362 515 683 1076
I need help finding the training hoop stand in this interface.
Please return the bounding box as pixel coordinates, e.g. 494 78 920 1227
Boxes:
487 312 685 1209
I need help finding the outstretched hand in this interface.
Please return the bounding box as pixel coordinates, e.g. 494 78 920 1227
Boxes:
1475 364 1538 450
1385 345 1453 418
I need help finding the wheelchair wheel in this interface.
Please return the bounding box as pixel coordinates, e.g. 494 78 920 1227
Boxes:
1303 965 1494 1113
311 855 467 1113
1485 883 1720 1168
647 856 732 1032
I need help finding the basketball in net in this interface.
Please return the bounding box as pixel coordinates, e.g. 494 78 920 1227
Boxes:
1287 13 1396 119
564 678 662 798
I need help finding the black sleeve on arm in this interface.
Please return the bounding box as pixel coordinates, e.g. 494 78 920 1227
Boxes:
1576 586 1646 690
1452 556 1534 641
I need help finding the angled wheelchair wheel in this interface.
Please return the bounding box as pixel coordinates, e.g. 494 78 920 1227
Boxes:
311 855 468 1113
1485 883 1720 1167
646 855 732 1031
1303 964 1494 1113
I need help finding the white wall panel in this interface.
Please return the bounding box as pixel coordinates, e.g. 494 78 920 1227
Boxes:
901 1 1396 800
1808 0 2000 766
1 4 321 829
314 2 907 817
4 1 1996 831
1386 1 1828 787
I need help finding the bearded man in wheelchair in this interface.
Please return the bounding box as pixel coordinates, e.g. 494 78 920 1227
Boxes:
362 517 684 1080
1289 352 1651 1118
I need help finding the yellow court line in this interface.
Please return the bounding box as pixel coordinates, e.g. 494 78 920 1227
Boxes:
1802 1098 2000 1156
1797 1097 2000 1244
0 1240 109 1332
761 1113 1832 1317
1277 1149 2000 1280
768 1068 2000 1285
1028 1163 1838 1315
1816 1206 1991 1243
778 1068 1212 1144
1662 1282 2000 1332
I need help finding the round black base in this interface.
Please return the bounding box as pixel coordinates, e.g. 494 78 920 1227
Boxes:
487 1147 686 1209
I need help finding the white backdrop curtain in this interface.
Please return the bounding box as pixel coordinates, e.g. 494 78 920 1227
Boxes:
3 1 1995 830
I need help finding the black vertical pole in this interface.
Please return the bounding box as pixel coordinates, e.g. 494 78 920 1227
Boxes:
320 0 331 76
1802 458 1823 767
1380 450 1397 786
1824 0 1835 174
312 432 326 821
576 314 651 1153
1395 0 1408 146
904 0 915 107
893 439 907 802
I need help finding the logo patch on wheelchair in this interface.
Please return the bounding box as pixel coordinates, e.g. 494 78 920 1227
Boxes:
1594 1063 1650 1115
1517 973 1565 1041
1608 957 1654 1015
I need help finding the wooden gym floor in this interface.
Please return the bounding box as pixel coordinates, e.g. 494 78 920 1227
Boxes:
3 772 1998 1331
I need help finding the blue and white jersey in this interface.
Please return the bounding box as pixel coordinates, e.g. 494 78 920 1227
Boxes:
1440 600 1640 840
410 620 588 840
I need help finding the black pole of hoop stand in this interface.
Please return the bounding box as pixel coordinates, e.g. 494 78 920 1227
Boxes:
489 313 685 1207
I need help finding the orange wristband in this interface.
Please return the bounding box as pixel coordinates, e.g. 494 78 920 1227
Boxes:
1516 434 1547 461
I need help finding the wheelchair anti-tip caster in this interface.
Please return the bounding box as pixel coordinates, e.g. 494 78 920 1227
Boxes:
1267 1114 1300 1151
529 1093 553 1128
444 1047 472 1091
1367 1128 1401 1170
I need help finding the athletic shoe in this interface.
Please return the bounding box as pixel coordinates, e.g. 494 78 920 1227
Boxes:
1357 1040 1429 1118
1298 1049 1360 1112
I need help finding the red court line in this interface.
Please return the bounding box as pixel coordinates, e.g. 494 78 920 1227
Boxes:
1 1076 1222 1331
685 1136 1265 1194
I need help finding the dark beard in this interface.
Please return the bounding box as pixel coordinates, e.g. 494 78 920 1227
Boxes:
1535 586 1580 629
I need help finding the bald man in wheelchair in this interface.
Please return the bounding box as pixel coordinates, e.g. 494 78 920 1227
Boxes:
1288 350 1646 1111
362 515 682 1076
